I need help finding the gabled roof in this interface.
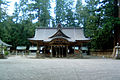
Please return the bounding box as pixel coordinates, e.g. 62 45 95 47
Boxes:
49 24 70 39
0 39 12 47
28 27 90 42
49 29 70 39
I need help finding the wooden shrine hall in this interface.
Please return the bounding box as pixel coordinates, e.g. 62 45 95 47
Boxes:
28 24 90 58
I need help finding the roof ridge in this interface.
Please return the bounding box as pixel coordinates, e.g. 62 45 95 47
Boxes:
37 27 83 29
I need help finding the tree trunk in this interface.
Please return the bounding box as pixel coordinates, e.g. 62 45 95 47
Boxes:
38 8 40 27
114 0 120 46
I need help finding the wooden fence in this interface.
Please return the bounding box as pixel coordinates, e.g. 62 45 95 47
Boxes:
90 49 113 58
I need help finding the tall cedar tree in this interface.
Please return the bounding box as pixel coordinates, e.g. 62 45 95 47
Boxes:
114 0 120 46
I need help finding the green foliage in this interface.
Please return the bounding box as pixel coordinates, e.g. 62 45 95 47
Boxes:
55 0 66 24
55 0 75 27
4 51 9 56
0 0 119 50
0 0 50 49
64 0 76 27
29 0 51 27
75 0 118 49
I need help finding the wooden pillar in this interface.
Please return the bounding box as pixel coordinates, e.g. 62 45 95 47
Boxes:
44 46 45 54
51 46 53 57
16 50 17 56
37 42 40 51
74 45 75 54
59 46 60 58
62 46 63 57
78 45 81 50
56 46 57 57
66 45 68 57
36 42 40 57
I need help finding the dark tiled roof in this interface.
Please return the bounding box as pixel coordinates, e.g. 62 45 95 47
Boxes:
28 27 90 42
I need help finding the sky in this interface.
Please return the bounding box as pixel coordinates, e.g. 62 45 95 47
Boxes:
6 0 20 15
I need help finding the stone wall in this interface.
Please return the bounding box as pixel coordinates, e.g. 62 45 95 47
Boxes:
90 49 113 58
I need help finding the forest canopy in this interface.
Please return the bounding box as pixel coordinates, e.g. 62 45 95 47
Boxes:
0 0 119 50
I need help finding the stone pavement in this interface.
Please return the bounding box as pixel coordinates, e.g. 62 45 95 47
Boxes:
0 56 120 80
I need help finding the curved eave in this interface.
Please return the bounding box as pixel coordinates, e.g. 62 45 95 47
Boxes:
76 39 90 43
0 40 12 47
49 36 69 40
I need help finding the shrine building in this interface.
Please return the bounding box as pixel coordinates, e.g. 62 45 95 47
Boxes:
28 24 90 58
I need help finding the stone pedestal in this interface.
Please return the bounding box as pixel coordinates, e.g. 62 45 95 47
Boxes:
115 46 120 59
112 43 120 59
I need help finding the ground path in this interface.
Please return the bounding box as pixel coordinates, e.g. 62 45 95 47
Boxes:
0 56 120 80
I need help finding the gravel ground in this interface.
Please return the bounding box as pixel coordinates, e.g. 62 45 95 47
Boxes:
0 56 120 80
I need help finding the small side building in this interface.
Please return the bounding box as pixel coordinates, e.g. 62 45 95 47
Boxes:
0 39 12 58
29 46 37 54
16 46 26 55
81 47 88 55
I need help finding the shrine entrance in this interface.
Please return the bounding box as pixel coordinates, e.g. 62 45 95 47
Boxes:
50 38 68 58
52 46 67 57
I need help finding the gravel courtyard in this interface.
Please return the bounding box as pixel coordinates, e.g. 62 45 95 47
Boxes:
0 56 120 80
